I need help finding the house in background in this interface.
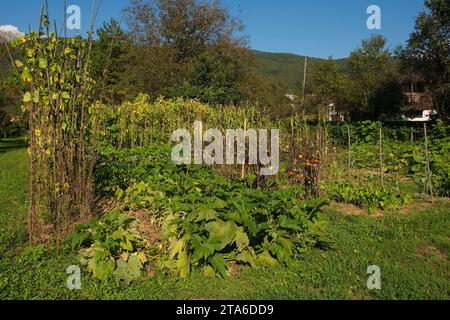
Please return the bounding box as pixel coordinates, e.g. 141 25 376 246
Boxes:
327 103 346 122
402 91 436 122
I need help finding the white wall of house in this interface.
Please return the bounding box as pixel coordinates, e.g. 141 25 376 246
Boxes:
403 109 436 122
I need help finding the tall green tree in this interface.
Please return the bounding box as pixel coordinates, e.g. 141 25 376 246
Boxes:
311 57 349 119
91 18 130 104
122 0 256 105
348 35 404 120
0 44 22 136
399 0 450 120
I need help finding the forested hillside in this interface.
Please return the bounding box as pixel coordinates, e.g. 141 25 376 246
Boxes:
254 50 349 91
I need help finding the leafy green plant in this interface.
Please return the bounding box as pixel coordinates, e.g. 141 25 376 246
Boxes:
322 180 410 213
162 196 328 278
67 210 151 285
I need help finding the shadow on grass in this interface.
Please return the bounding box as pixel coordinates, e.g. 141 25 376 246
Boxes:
0 137 28 153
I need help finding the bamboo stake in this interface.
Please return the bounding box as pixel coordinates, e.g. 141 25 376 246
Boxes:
241 118 247 179
290 116 295 164
423 123 434 201
347 124 351 180
379 126 384 187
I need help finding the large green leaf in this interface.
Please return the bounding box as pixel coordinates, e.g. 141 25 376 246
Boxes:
236 249 256 267
269 242 291 264
278 215 301 231
206 220 238 250
234 228 249 251
191 207 218 222
88 256 115 281
113 255 143 285
257 250 279 268
210 254 227 278
169 239 184 259
243 217 258 235
191 235 220 263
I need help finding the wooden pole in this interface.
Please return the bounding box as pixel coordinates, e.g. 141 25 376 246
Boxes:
379 126 384 187
347 124 351 179
301 56 308 110
290 116 295 164
423 123 434 201
241 118 247 179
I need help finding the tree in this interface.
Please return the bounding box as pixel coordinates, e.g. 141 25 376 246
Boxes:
173 51 243 105
122 0 256 104
311 57 349 120
123 0 244 61
0 45 22 136
91 18 130 104
399 0 450 120
348 35 404 120
171 42 256 105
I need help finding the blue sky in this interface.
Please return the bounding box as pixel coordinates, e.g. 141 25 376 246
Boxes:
0 0 425 59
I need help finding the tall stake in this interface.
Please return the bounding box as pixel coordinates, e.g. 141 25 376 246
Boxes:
423 123 434 201
379 126 384 187
241 118 247 179
301 57 308 111
347 124 351 180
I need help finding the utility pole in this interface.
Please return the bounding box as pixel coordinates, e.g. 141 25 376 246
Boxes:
301 56 308 107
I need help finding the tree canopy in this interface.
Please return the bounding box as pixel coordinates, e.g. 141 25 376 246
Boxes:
116 0 257 105
347 35 404 120
399 0 450 119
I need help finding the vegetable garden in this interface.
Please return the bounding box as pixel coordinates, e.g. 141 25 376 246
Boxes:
0 8 449 299
58 94 450 283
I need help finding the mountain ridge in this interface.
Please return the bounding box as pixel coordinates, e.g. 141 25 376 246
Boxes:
253 50 349 91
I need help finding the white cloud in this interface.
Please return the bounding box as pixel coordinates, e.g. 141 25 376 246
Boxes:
0 25 25 42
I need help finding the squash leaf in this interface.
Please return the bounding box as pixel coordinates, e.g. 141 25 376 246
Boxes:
206 220 238 250
210 253 227 278
257 250 279 268
113 254 142 285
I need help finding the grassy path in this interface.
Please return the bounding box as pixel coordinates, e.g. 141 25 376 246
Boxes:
0 139 28 256
0 141 448 300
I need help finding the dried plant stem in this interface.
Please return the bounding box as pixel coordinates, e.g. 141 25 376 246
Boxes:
347 124 351 180
379 126 384 187
423 123 434 201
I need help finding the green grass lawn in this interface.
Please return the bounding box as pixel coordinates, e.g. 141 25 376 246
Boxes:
0 140 449 300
